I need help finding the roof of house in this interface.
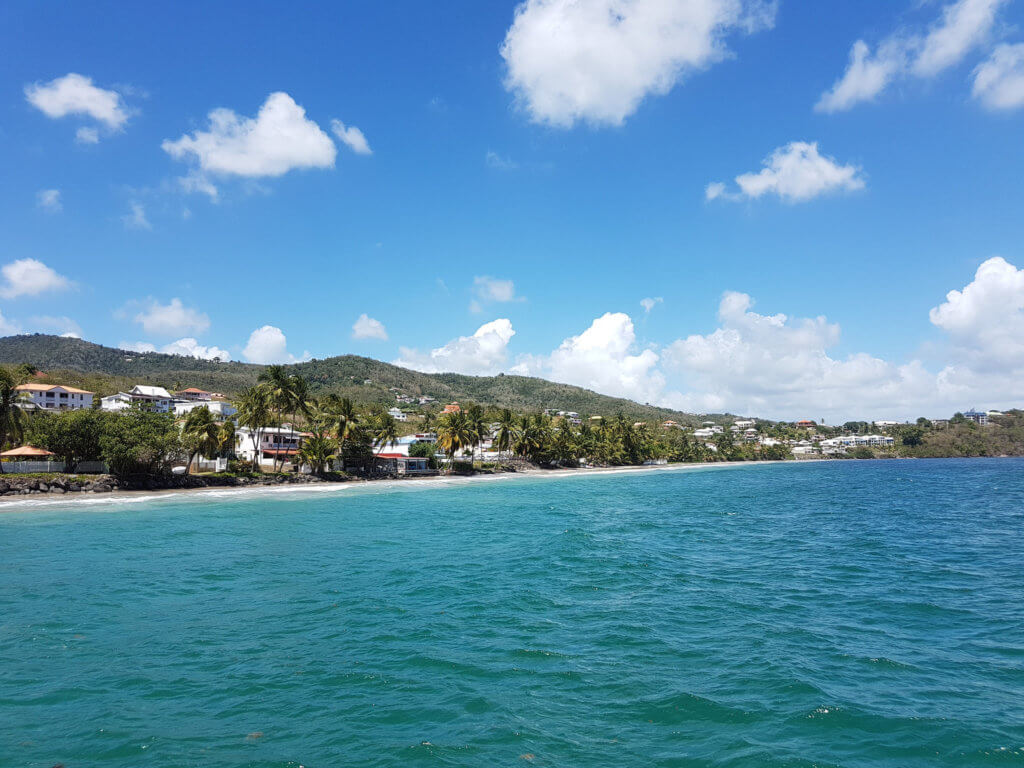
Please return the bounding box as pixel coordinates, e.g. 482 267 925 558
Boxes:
376 453 424 460
130 385 173 399
177 387 211 394
1 445 56 457
15 383 94 394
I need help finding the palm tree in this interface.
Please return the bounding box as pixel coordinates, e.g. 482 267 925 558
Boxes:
326 396 359 463
0 369 28 473
435 410 474 470
371 412 399 456
181 406 221 474
296 412 338 475
494 408 518 461
216 421 235 459
258 366 308 471
236 385 272 471
465 403 488 460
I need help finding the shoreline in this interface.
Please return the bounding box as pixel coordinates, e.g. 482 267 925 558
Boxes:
0 460 802 512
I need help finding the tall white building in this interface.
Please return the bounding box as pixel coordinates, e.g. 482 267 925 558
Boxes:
15 383 94 411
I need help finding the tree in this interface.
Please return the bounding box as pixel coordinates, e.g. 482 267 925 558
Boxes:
181 406 221 473
326 396 359 460
465 403 488 459
24 409 106 472
408 439 438 469
100 410 181 481
236 385 272 471
493 408 519 460
370 411 399 455
435 410 474 469
0 368 28 470
257 366 308 471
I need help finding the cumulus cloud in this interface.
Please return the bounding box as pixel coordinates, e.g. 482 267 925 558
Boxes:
352 313 388 341
242 325 310 364
29 315 81 337
163 93 335 191
501 0 775 127
122 202 151 230
817 0 1008 112
25 73 131 137
330 119 372 155
929 256 1024 371
973 43 1024 109
394 319 516 375
640 296 663 313
515 312 667 404
0 258 71 299
471 276 522 313
36 189 61 212
708 142 865 203
131 298 210 336
118 338 230 361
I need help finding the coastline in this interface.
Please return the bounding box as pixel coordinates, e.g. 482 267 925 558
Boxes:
0 459 803 512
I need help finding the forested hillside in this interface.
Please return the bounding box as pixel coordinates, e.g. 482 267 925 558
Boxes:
0 334 712 423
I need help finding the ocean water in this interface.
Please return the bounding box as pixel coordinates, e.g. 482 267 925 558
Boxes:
1 459 1023 768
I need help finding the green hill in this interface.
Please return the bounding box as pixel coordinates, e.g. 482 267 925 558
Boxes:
0 334 718 424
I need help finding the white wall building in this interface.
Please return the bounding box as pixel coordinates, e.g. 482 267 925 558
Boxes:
101 385 176 413
174 400 237 420
235 426 305 466
15 383 94 411
387 407 408 422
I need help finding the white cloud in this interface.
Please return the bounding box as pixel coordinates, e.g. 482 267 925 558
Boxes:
500 0 775 127
36 189 61 212
29 315 81 337
352 313 388 341
122 202 151 230
914 0 1006 77
0 312 21 335
929 256 1024 371
178 170 219 201
973 43 1024 109
515 312 666 403
131 298 210 336
640 296 663 313
395 319 516 375
330 119 372 155
0 258 71 299
75 126 100 145
163 92 336 186
160 337 231 361
25 73 130 135
816 39 906 113
474 276 519 303
119 341 157 353
708 142 865 203
486 151 518 170
817 0 1008 112
242 325 310 364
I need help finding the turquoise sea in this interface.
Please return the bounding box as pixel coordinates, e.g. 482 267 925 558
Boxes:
1 459 1023 767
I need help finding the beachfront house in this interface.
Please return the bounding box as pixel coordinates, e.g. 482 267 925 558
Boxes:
235 426 305 466
373 454 435 476
15 383 94 411
101 385 176 413
175 387 213 401
173 400 238 421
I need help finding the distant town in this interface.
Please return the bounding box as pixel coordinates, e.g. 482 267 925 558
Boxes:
3 364 1020 498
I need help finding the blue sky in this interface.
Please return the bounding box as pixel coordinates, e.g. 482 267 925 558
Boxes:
2 0 1024 421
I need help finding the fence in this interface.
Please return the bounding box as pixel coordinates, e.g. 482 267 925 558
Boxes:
0 460 109 474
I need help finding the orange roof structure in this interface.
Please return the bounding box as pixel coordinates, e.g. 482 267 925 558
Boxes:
15 382 94 394
0 445 56 457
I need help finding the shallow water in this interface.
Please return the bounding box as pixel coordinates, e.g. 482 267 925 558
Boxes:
2 459 1023 767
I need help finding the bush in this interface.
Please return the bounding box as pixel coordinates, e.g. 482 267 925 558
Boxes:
851 446 875 459
99 410 182 480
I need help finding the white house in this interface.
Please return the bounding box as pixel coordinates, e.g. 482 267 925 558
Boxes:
15 383 94 411
734 419 756 428
693 427 715 439
387 407 408 422
174 400 237 420
101 385 176 413
175 387 213 401
235 426 305 466
375 433 437 457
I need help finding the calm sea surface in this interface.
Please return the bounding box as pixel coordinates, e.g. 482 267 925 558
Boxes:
1 459 1023 767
